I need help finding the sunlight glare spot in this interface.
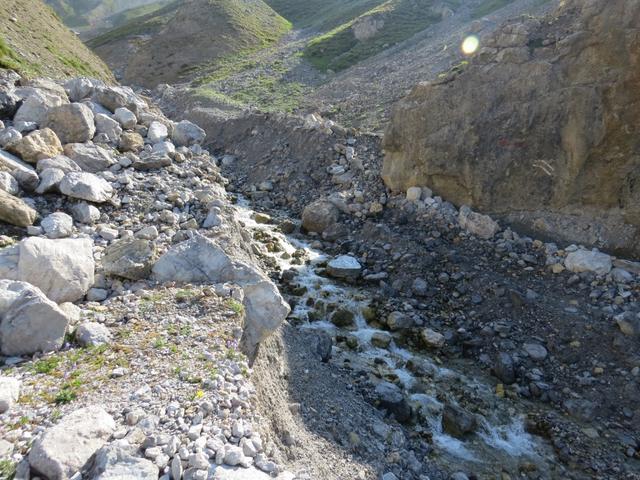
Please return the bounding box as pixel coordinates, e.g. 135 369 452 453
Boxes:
462 35 480 55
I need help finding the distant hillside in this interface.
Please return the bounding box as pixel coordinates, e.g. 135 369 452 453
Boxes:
0 0 114 81
44 0 166 31
89 0 291 88
265 0 386 31
303 0 461 72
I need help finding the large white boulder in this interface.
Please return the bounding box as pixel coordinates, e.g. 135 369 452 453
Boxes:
63 143 117 172
13 89 67 126
564 249 612 276
59 172 114 203
41 212 73 239
147 121 168 144
153 234 289 355
88 444 159 480
44 103 95 144
29 406 115 480
17 237 95 303
0 280 70 356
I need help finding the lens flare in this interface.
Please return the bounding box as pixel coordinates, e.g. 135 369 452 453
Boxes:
461 35 480 55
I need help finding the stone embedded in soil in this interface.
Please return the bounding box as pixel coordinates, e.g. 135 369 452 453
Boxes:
458 205 500 240
301 199 339 234
0 376 21 413
523 342 548 362
102 237 156 281
441 403 477 438
564 249 612 276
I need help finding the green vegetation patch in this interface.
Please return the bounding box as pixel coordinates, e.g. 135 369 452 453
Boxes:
0 36 22 71
266 0 385 31
304 0 449 72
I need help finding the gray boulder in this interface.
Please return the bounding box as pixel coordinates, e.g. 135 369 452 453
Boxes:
0 171 19 195
459 206 499 240
36 167 65 194
147 121 168 143
71 202 101 224
75 322 112 346
36 155 81 173
63 143 117 172
113 107 137 129
172 120 205 147
564 249 612 276
301 200 339 234
153 234 290 355
95 114 122 143
13 89 66 126
102 238 156 281
0 127 21 148
44 103 96 144
41 212 74 239
0 280 70 356
88 444 159 480
17 237 95 303
29 406 115 480
59 172 114 203
327 255 361 280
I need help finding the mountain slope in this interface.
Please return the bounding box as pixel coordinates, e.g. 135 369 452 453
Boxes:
0 0 114 81
90 0 291 88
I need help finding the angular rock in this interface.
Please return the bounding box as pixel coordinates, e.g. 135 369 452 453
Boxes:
0 90 19 118
0 189 37 227
152 234 290 355
119 131 144 152
458 206 499 239
71 202 101 224
0 171 19 195
442 404 477 438
0 280 69 355
75 322 112 346
36 167 65 194
63 143 117 172
102 238 156 281
301 200 339 234
147 121 168 144
29 406 115 480
172 120 205 147
18 237 95 303
132 153 171 171
0 244 19 280
386 311 413 331
41 212 73 239
36 155 81 173
88 444 159 480
8 128 63 163
564 249 612 276
113 107 137 129
421 328 445 348
327 255 362 280
44 103 95 144
59 172 114 203
0 376 20 413
0 127 21 148
13 89 66 126
95 114 122 143
64 78 97 102
374 382 411 423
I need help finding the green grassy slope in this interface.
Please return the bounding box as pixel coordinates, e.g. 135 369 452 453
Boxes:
265 0 386 31
304 0 458 72
0 0 114 81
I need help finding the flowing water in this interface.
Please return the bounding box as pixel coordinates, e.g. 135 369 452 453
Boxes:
233 197 558 477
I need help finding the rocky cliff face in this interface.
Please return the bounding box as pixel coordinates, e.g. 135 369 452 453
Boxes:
382 0 640 255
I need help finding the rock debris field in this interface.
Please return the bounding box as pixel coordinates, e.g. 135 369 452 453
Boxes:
0 67 639 480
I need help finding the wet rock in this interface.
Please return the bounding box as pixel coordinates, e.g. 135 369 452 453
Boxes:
59 171 114 203
102 238 156 281
41 212 73 239
420 328 445 348
330 308 355 328
0 376 20 413
327 255 362 280
44 103 95 143
63 143 117 172
7 128 63 163
301 200 339 233
375 382 411 423
442 404 477 438
75 322 112 346
523 342 548 362
492 352 516 384
29 406 115 480
564 249 612 276
458 206 499 239
387 311 413 331
18 237 95 303
371 331 393 348
0 280 70 356
0 189 37 227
